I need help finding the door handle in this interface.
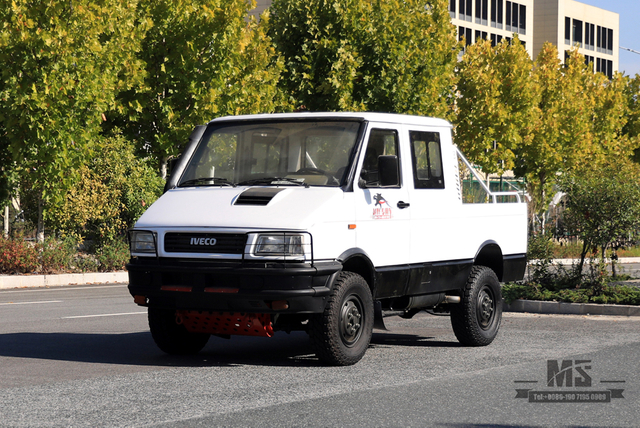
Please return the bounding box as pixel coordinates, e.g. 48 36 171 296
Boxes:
397 201 410 209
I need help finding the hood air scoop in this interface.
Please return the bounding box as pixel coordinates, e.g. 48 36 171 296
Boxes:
234 188 285 206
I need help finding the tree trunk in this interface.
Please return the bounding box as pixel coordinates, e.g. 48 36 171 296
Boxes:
577 240 589 278
160 155 169 181
36 194 45 243
3 205 8 239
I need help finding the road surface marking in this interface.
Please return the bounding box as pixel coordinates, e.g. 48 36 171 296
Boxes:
62 311 147 319
0 285 128 294
0 300 63 306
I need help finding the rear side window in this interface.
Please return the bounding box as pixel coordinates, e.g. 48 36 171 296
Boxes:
409 131 444 189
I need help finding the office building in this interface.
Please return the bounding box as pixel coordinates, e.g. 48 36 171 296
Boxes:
449 0 535 58
533 0 618 77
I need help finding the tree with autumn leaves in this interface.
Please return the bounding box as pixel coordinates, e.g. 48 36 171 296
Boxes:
0 0 146 241
114 0 287 179
455 39 640 232
268 0 459 117
2 0 640 246
0 0 286 241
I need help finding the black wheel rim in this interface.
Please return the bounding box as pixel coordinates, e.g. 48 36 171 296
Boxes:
340 294 364 347
476 285 495 330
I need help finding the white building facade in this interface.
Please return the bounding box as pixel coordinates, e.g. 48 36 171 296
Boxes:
533 0 618 77
449 0 535 58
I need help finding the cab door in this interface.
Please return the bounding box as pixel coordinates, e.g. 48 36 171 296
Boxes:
354 126 411 298
405 126 461 295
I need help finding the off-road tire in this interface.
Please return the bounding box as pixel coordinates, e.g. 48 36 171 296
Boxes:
148 307 210 355
309 272 374 366
450 265 502 346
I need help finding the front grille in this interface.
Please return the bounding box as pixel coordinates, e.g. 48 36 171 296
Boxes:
164 233 246 254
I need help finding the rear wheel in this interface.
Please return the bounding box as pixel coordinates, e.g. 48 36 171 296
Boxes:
148 307 210 355
450 265 502 346
309 272 374 366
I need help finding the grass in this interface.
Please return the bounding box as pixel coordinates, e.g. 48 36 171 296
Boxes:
503 282 640 305
551 242 640 259
504 253 640 305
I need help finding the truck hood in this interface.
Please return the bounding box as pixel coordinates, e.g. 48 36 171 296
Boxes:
134 186 346 230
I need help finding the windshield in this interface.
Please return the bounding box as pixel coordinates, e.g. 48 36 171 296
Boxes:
178 120 362 187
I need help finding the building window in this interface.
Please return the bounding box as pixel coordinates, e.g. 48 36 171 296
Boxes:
450 0 456 18
585 55 594 71
597 26 614 55
519 4 526 35
491 0 503 29
564 17 571 45
459 0 472 22
490 33 503 46
475 30 488 42
475 0 488 26
572 19 583 47
596 58 613 79
459 26 473 48
584 23 595 51
506 2 525 35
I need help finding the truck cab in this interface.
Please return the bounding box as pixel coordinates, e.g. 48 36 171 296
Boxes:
127 112 527 365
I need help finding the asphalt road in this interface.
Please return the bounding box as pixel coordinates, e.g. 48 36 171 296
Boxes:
0 284 639 427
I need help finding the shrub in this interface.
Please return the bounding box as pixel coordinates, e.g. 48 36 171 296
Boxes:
46 134 163 246
0 237 38 274
74 254 100 273
37 237 77 274
503 281 640 305
526 231 555 283
559 161 640 275
95 239 129 272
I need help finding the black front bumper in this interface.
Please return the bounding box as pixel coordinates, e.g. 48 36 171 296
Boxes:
126 258 342 314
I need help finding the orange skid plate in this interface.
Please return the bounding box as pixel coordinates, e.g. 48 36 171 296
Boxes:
176 310 274 337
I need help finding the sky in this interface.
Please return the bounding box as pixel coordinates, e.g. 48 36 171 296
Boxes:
578 0 640 77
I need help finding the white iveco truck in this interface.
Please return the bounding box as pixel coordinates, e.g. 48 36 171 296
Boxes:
127 112 527 366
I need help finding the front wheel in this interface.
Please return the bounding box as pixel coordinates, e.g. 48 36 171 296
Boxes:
148 307 210 355
309 272 374 366
450 265 502 346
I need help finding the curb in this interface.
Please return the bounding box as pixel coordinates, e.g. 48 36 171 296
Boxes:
550 257 640 265
0 272 128 290
504 299 640 317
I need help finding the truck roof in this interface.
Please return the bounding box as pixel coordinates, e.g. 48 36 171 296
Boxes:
208 112 452 128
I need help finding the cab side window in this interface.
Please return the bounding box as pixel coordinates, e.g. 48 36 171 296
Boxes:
410 131 444 189
360 129 400 187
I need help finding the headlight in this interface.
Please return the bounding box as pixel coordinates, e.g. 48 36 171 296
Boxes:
254 234 308 257
130 231 156 254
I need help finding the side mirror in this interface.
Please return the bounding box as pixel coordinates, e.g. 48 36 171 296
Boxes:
378 155 400 187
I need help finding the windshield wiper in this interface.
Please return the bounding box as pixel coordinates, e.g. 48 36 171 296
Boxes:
237 177 309 187
178 177 236 187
